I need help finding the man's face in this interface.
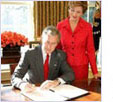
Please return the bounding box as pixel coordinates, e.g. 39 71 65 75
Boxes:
42 34 58 54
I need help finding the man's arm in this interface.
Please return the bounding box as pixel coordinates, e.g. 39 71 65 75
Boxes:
57 50 75 83
11 51 30 89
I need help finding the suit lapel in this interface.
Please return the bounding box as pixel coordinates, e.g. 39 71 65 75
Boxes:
35 45 44 81
48 50 58 79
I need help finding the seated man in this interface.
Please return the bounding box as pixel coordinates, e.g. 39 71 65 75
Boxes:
11 26 75 92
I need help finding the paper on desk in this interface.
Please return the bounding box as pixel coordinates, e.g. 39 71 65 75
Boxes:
21 84 89 101
21 87 67 101
51 84 89 99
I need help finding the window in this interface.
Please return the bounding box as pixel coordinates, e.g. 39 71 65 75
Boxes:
81 1 96 25
1 1 34 41
1 1 34 71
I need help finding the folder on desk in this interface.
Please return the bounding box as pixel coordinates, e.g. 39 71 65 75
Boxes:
21 84 89 101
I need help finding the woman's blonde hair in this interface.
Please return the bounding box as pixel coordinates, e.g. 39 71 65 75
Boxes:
68 1 88 14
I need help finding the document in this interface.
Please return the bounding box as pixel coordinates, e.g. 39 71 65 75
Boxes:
21 83 89 101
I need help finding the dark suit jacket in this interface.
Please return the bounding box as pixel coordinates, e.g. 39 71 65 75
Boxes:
11 45 75 88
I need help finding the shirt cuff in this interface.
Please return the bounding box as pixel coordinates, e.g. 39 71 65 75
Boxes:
58 78 66 84
19 82 27 91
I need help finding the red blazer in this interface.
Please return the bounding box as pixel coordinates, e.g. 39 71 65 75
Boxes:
57 17 98 75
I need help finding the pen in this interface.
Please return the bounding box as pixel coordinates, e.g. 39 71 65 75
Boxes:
49 89 55 92
49 89 69 99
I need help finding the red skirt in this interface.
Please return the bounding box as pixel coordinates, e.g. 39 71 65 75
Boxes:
71 64 89 80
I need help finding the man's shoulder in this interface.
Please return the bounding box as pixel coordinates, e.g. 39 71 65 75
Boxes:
56 49 65 53
55 49 66 58
25 45 40 55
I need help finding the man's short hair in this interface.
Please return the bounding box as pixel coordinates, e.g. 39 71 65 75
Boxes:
41 26 61 43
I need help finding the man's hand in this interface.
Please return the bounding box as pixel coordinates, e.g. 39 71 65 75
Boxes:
21 83 36 93
40 80 60 90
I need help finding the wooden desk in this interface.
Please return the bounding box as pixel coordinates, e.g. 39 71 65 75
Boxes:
1 56 20 64
1 56 20 75
1 78 101 101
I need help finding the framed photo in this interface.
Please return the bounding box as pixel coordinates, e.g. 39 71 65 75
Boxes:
29 41 40 48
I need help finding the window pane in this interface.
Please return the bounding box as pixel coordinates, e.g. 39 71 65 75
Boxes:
1 2 34 41
82 11 87 21
89 7 95 24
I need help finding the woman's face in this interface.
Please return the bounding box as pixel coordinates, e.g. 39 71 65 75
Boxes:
69 6 83 22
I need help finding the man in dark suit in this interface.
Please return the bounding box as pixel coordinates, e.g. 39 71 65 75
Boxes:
11 26 75 92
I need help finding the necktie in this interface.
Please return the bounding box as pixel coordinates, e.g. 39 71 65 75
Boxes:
44 54 49 80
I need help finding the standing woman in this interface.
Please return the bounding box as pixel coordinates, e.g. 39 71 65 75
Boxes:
57 1 99 80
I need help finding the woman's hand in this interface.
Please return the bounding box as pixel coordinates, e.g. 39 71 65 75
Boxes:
94 73 101 79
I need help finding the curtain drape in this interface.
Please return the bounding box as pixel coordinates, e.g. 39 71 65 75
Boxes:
33 1 69 40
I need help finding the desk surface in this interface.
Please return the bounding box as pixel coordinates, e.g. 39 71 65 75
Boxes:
1 78 101 101
1 56 20 64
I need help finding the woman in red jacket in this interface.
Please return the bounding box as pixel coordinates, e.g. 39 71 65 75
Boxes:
57 1 100 80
